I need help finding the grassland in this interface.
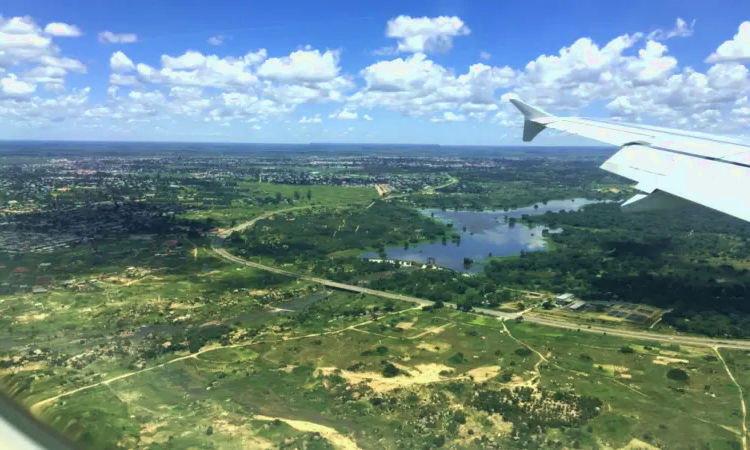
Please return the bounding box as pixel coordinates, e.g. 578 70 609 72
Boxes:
179 182 379 227
8 291 744 450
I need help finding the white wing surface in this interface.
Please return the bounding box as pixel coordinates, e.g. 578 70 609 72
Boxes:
510 99 750 223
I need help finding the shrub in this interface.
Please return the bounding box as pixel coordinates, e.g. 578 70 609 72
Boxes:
382 363 400 378
667 368 689 382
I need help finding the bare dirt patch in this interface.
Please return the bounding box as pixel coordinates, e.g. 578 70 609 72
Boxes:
653 356 689 365
618 438 660 450
395 321 415 330
215 419 273 449
13 313 49 324
465 366 501 382
170 302 202 310
317 363 455 393
253 415 360 450
317 364 502 392
597 364 630 373
408 323 453 339
416 342 451 353
0 361 45 375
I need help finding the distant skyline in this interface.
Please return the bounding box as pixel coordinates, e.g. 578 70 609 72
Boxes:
1 1 750 145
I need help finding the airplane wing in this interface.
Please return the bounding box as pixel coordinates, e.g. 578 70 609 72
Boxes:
510 98 750 223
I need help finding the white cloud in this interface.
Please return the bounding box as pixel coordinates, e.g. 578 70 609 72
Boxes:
98 31 138 44
480 51 491 60
2 73 36 98
329 110 357 120
706 21 750 63
135 49 267 89
299 114 322 123
351 53 514 116
44 22 82 37
207 35 224 46
110 51 135 72
647 18 695 41
385 16 470 53
253 124 262 130
431 111 466 123
257 48 340 83
363 114 373 121
110 73 137 85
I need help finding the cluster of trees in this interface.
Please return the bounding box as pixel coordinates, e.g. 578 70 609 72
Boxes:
410 159 627 211
233 203 448 264
471 386 602 444
516 204 750 336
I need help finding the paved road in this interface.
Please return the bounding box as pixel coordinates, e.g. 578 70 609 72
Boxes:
212 209 750 350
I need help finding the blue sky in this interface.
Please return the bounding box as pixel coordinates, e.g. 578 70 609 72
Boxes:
1 0 750 144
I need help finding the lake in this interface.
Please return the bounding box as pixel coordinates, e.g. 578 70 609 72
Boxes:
363 198 605 273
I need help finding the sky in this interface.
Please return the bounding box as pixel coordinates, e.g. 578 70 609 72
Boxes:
1 0 750 145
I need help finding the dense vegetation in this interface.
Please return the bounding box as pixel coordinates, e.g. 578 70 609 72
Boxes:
231 202 449 263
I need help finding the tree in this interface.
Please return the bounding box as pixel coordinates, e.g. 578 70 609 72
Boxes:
275 192 282 203
383 363 400 377
206 426 214 436
620 346 634 354
667 368 689 382
294 190 301 200
306 189 312 200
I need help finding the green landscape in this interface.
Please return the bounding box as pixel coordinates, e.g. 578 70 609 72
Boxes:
2 146 750 449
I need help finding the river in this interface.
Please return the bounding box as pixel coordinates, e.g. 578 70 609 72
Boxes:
363 198 605 273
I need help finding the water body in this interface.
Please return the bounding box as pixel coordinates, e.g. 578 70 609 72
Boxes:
363 199 605 273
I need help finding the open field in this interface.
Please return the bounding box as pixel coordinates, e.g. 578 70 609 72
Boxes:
6 299 744 450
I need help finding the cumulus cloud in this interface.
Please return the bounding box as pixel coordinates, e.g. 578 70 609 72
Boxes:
363 114 373 121
98 31 138 44
44 22 82 37
329 110 357 120
385 15 470 54
706 21 750 63
480 51 491 60
257 48 341 83
110 51 135 72
2 73 36 98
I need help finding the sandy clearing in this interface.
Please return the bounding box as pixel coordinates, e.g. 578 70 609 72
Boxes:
598 364 630 373
277 365 296 373
214 419 273 449
620 374 633 379
253 415 360 450
396 321 415 329
0 362 45 375
318 364 501 392
200 320 222 328
618 438 660 450
487 413 514 436
653 356 689 365
13 313 49 324
466 366 502 382
609 187 620 193
416 342 451 353
317 363 455 392
170 302 202 310
408 323 453 340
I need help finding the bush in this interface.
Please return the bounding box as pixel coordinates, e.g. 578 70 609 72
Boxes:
667 368 689 382
448 352 466 364
515 347 533 357
206 426 214 436
620 346 634 354
383 363 401 378
453 410 467 424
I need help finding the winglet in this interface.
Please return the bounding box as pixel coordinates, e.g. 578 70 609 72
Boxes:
509 99 554 142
